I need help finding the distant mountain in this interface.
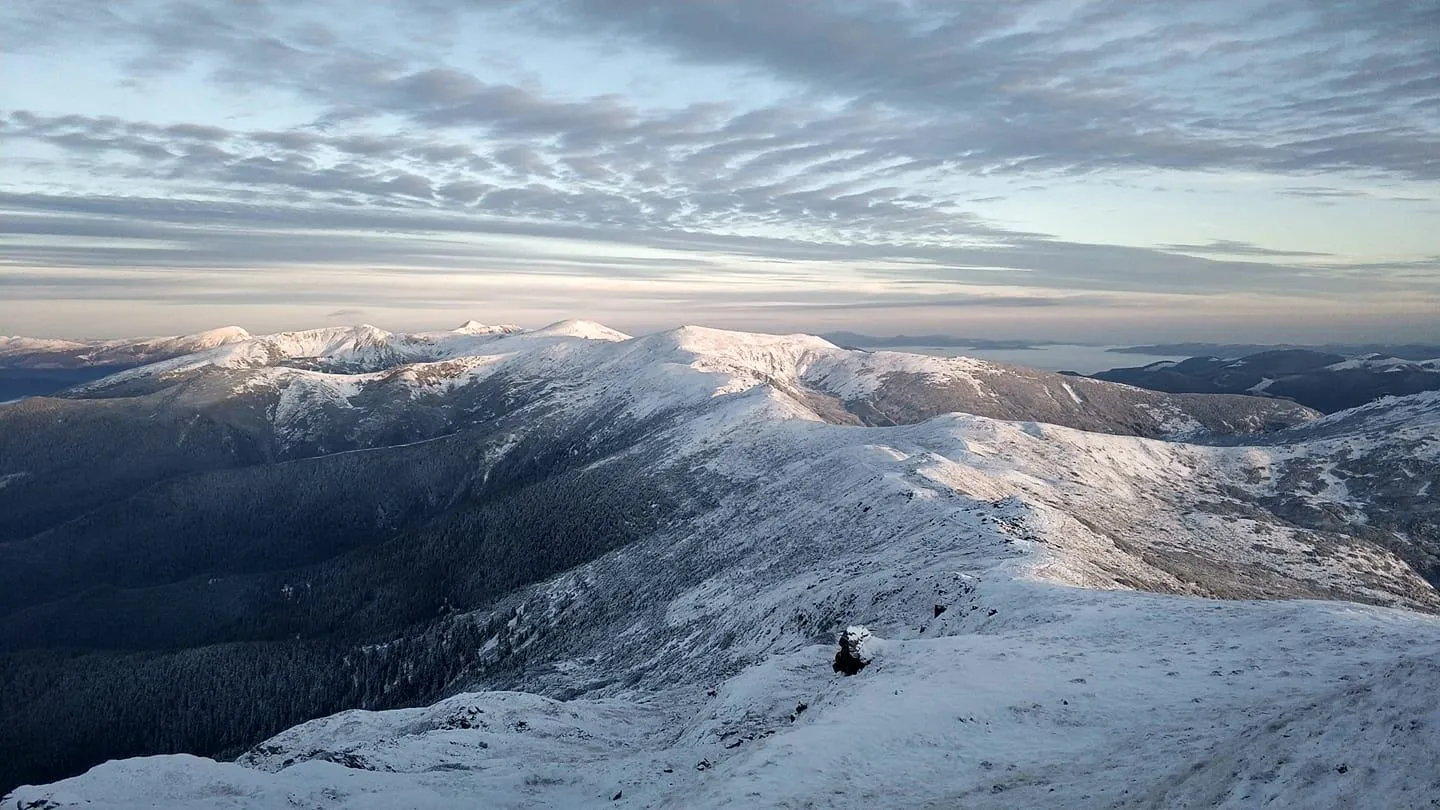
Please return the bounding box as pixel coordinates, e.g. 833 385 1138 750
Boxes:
1091 349 1440 412
0 323 538 402
0 326 254 401
1110 342 1440 360
3 321 1439 807
0 326 252 369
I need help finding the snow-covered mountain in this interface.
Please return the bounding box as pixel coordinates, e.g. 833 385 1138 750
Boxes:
71 320 1315 444
0 326 259 401
1091 348 1440 413
3 321 1438 809
0 326 252 369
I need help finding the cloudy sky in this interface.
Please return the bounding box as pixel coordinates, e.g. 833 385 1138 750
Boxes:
2 0 1437 342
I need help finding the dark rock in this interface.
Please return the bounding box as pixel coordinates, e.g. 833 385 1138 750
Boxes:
833 626 873 676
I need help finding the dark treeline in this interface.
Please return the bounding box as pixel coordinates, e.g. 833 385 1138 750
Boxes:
0 389 689 795
0 615 504 792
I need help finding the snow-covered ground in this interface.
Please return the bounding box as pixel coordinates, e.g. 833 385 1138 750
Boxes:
5 323 1438 809
11 584 1439 808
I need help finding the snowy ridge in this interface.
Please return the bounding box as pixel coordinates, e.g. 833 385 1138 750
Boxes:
0 327 251 369
450 320 524 336
68 321 1315 451
0 336 90 354
74 321 628 391
1300 386 1440 432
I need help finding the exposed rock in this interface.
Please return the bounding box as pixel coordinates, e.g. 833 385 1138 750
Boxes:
833 625 875 675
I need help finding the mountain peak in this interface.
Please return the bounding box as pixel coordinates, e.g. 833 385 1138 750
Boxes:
530 320 631 341
451 320 523 336
663 324 837 350
172 326 251 347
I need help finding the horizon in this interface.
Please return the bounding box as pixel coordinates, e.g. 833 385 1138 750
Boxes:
8 314 1440 352
3 1 1438 342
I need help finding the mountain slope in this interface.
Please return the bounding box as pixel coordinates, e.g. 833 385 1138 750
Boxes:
1 321 1436 807
6 387 1440 807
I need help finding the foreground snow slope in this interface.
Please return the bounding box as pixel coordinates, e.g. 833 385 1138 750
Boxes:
10 585 1439 808
5 324 1437 809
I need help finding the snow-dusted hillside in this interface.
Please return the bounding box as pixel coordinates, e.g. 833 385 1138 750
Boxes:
1092 348 1440 414
3 322 1438 809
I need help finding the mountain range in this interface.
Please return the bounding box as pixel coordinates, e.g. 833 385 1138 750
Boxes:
1089 349 1440 413
1108 342 1440 360
2 321 1438 808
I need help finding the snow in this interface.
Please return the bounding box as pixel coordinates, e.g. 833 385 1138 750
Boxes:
75 321 633 391
0 327 251 368
266 370 365 445
1134 402 1205 437
134 326 252 353
528 319 632 341
450 320 524 336
1322 354 1440 374
11 589 1440 809
1325 354 1404 371
6 322 1440 809
0 336 89 354
61 321 1309 453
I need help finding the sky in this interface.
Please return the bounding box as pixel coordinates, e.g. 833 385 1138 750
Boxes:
1 0 1438 342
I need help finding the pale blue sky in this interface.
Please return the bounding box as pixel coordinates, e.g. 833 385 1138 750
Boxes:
1 0 1437 341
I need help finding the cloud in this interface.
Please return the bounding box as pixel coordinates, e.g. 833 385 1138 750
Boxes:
1158 239 1333 258
512 0 1440 179
720 294 1075 311
2 190 1433 308
0 0 1436 340
14 2 1439 184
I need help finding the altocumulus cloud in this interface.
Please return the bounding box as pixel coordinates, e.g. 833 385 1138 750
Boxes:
0 0 1436 339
